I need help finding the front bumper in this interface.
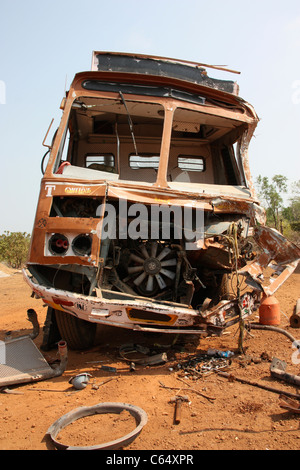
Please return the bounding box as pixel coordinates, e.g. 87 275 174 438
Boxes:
23 267 258 336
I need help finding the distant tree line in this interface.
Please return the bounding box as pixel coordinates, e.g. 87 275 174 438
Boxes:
256 175 300 244
0 231 31 269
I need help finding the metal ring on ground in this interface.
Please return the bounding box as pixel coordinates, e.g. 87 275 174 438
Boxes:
46 402 148 450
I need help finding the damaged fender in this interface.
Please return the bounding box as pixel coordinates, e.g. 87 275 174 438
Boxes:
238 226 300 296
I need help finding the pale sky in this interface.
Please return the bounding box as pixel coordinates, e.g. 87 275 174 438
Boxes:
0 0 300 233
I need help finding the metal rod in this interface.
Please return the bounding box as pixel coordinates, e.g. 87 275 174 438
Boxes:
218 371 300 400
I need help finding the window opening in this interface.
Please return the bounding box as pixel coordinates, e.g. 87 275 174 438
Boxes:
129 154 160 170
86 154 116 173
178 156 205 172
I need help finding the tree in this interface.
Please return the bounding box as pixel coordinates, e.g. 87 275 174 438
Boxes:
282 180 300 232
0 231 31 269
256 174 288 232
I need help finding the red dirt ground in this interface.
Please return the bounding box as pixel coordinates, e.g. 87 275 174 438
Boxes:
0 262 299 451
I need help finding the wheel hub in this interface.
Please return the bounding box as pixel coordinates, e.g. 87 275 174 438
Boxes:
143 257 161 275
126 241 178 294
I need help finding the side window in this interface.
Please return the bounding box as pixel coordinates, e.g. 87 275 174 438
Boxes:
178 156 205 172
85 154 116 173
129 153 160 170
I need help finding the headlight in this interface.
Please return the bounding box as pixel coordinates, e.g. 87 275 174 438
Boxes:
49 233 69 255
72 234 92 256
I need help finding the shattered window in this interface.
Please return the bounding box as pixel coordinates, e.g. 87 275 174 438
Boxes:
53 96 164 183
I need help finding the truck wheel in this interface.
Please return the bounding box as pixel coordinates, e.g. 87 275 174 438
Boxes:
208 273 233 306
219 273 231 300
54 309 97 350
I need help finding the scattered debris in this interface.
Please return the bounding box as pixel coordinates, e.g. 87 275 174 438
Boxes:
279 395 300 414
218 371 300 401
207 349 235 358
0 335 67 388
237 352 269 367
0 387 24 395
290 298 300 328
46 402 148 450
169 395 190 425
119 343 168 367
90 377 116 390
27 387 76 393
26 377 116 393
159 380 216 402
175 351 232 380
69 373 92 390
100 365 117 373
85 360 106 364
270 358 300 387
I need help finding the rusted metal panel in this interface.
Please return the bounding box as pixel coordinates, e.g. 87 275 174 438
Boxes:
91 51 240 95
239 226 300 295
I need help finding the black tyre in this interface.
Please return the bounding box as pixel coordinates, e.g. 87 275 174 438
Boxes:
54 309 97 350
219 273 232 300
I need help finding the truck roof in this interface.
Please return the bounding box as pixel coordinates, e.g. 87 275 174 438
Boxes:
91 51 240 96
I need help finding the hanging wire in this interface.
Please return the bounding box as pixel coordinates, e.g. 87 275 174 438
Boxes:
216 223 245 353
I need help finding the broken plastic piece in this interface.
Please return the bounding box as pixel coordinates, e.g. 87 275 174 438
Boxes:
119 343 168 366
69 373 92 390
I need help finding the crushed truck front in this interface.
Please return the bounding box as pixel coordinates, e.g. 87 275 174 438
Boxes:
23 52 300 349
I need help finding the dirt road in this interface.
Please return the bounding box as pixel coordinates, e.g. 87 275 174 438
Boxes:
0 262 299 450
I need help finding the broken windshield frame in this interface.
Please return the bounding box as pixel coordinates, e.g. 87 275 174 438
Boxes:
51 94 166 183
49 90 252 190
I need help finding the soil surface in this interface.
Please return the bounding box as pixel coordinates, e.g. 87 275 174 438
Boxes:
0 262 299 451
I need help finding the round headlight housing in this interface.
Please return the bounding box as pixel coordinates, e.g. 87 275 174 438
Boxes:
49 233 69 255
72 234 92 256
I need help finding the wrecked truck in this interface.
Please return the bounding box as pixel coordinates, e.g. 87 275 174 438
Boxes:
23 52 300 350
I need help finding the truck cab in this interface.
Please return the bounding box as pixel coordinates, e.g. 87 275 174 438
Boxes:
23 52 300 349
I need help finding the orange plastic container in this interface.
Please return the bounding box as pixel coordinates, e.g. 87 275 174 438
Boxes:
259 294 280 326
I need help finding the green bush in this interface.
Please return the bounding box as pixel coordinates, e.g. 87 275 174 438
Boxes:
0 231 31 269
